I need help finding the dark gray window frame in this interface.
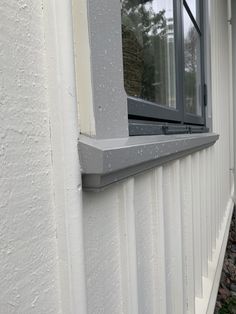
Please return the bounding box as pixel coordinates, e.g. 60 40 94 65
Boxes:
76 0 216 190
126 0 207 135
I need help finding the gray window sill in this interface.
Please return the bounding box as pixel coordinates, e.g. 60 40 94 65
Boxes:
78 133 219 191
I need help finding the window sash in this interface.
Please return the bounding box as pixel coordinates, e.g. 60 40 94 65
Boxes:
123 0 206 132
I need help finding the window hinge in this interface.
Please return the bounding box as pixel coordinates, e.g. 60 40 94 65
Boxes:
204 83 208 107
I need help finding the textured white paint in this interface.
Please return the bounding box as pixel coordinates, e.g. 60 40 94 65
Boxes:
0 0 60 313
43 0 87 312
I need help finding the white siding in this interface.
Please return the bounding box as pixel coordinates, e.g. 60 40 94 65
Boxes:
81 1 234 313
82 146 233 314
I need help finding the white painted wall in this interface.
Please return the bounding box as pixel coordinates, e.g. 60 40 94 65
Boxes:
82 150 233 314
0 1 60 313
0 0 234 313
79 1 235 313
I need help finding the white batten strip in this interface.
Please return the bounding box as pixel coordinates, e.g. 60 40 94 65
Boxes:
180 156 195 314
206 149 213 262
192 152 203 298
211 147 217 251
200 150 208 277
118 178 139 314
163 161 184 314
152 167 167 313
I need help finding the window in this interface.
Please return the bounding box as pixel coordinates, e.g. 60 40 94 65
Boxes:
76 0 216 189
121 0 207 135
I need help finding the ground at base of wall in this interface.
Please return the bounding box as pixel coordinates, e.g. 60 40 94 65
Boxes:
214 209 236 314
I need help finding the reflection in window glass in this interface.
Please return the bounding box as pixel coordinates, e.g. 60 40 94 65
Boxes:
184 9 202 115
121 0 176 108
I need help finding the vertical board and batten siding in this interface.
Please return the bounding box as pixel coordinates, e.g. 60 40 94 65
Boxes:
81 1 234 314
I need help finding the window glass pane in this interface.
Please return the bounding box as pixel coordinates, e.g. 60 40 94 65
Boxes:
121 0 176 108
184 8 202 116
185 0 200 26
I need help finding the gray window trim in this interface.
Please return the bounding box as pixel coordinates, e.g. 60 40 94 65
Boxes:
79 133 218 190
86 0 129 139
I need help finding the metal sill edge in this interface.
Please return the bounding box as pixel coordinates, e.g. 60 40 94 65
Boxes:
78 133 219 191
